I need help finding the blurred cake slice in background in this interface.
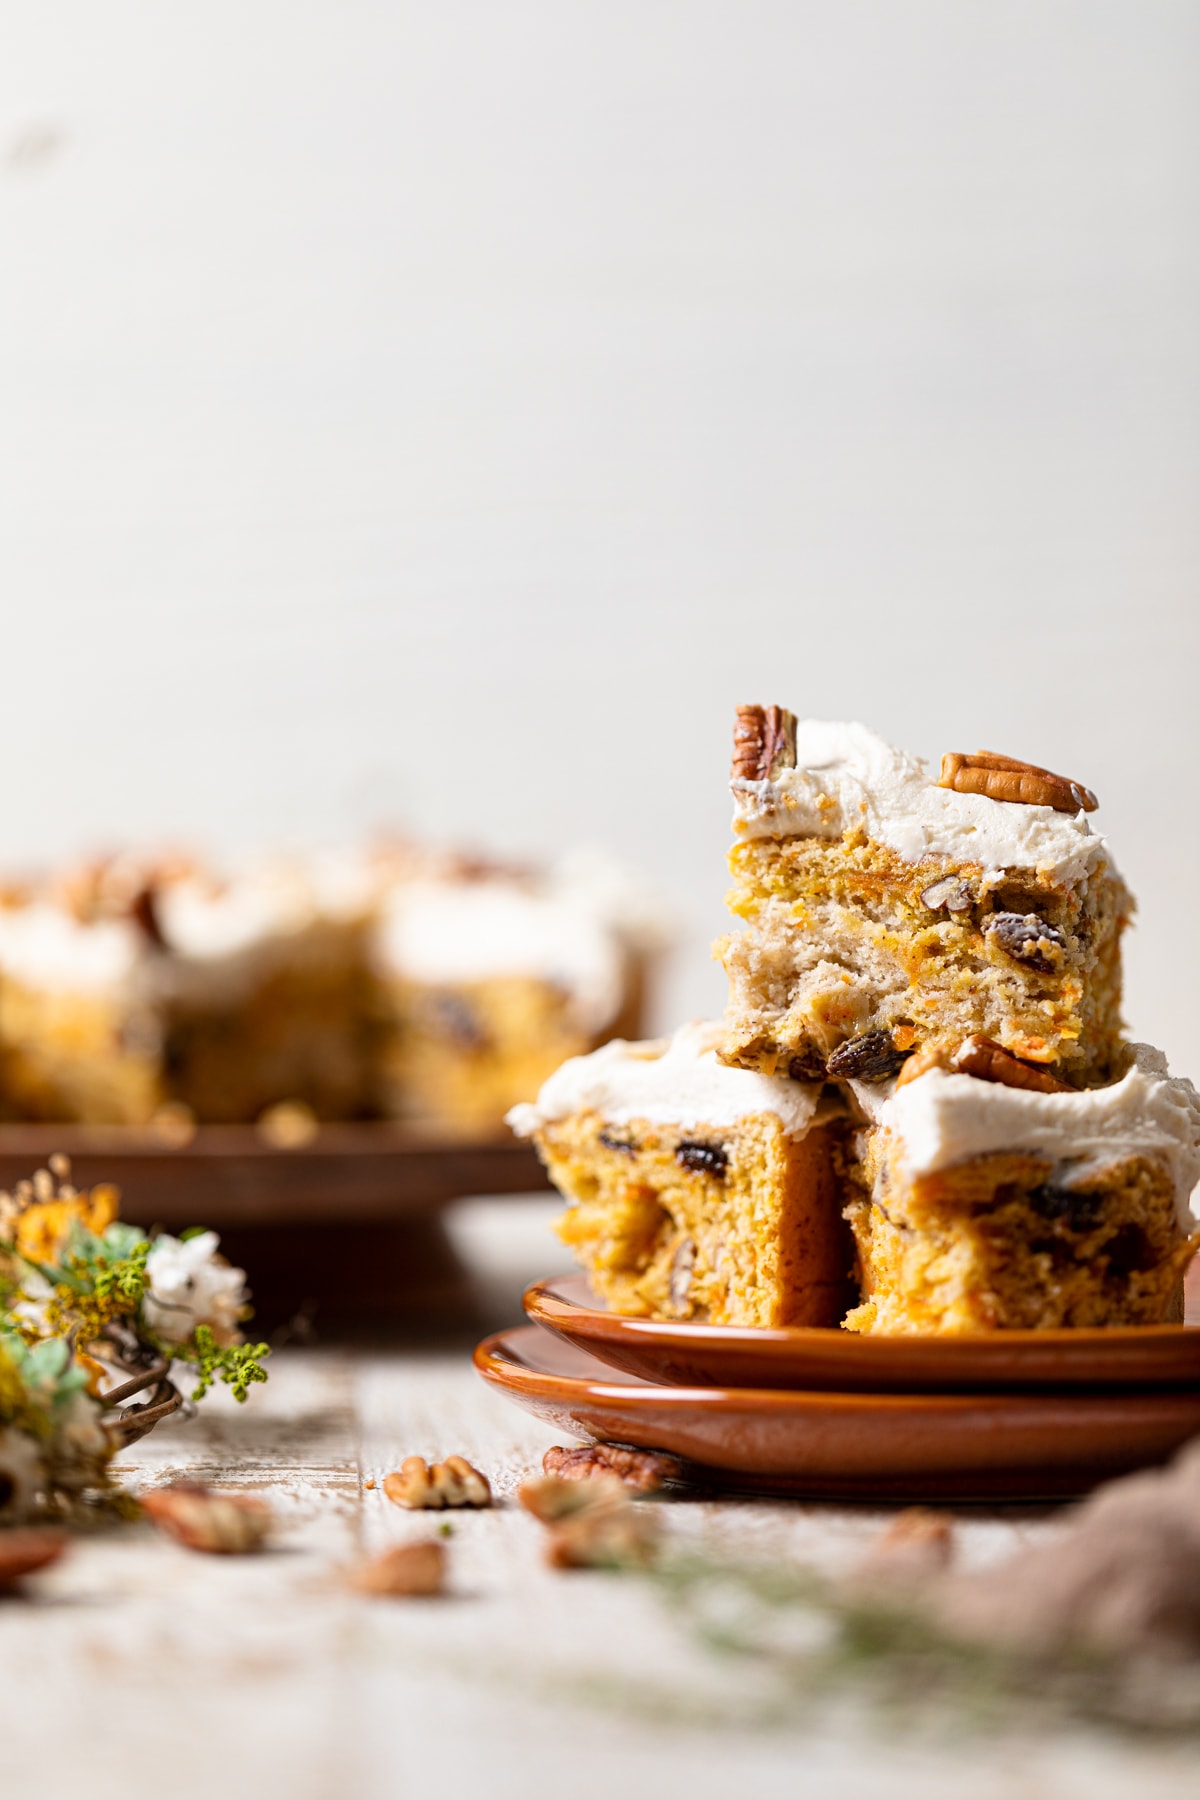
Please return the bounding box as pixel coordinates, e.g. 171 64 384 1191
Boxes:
842 1040 1200 1334
0 874 163 1124
717 708 1130 1088
508 1022 851 1326
374 851 667 1137
149 859 380 1124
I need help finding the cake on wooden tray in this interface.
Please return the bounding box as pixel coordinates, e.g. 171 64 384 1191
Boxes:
0 876 163 1125
376 853 660 1137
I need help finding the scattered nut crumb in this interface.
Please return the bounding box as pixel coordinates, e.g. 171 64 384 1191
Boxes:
543 1443 683 1493
383 1455 491 1510
348 1540 446 1597
256 1100 319 1149
141 1484 272 1554
363 1477 376 1491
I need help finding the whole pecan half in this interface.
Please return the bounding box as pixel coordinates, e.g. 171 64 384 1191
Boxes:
542 1443 683 1493
938 751 1097 814
383 1455 491 1510
951 1036 1072 1094
731 705 797 782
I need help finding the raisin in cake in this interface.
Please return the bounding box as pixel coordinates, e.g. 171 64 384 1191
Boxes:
841 1040 1200 1333
717 709 1129 1088
508 1022 852 1327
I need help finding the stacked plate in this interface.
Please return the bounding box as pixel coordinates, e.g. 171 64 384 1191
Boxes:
475 1274 1200 1501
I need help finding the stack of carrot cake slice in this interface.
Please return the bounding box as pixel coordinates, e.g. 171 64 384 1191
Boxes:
512 706 1200 1333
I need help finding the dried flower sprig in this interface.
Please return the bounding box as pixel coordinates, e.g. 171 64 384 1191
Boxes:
0 1157 269 1524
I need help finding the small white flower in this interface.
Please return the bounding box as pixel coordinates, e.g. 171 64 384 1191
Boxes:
0 1424 48 1520
143 1232 247 1347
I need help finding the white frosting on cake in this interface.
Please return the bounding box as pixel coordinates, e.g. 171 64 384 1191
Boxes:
732 719 1108 885
860 1045 1200 1227
507 1021 830 1140
154 866 320 962
0 903 143 995
376 878 627 1033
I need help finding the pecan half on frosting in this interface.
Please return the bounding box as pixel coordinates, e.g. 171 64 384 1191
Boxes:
951 1036 1072 1094
732 705 797 782
938 751 1098 814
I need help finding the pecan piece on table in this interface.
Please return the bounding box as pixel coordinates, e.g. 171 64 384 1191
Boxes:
347 1540 446 1598
826 1030 914 1083
141 1484 273 1554
938 751 1098 814
950 1036 1072 1094
383 1455 491 1510
518 1471 661 1570
731 704 797 782
542 1443 683 1494
984 911 1068 974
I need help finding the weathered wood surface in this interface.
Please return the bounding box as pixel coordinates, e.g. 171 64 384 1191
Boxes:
3 1343 1199 1800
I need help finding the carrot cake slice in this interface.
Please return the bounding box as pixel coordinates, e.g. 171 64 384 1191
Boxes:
0 881 163 1125
374 857 660 1137
508 1022 852 1327
842 1040 1200 1333
717 709 1129 1087
149 860 379 1123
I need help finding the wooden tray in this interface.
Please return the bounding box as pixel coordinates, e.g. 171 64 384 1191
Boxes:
0 1125 550 1332
0 1123 548 1228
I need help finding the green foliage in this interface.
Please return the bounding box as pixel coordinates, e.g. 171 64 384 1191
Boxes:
0 1328 91 1436
41 1227 152 1342
640 1550 1200 1738
183 1324 271 1403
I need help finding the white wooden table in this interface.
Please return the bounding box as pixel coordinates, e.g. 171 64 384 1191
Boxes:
3 1331 1198 1800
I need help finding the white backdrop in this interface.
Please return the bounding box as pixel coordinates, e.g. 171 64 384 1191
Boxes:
2 3 1198 1066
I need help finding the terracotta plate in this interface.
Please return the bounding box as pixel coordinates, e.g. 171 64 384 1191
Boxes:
476 1323 1200 1501
523 1274 1200 1394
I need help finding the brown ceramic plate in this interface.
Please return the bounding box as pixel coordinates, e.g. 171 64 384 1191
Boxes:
523 1274 1200 1394
476 1323 1200 1501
